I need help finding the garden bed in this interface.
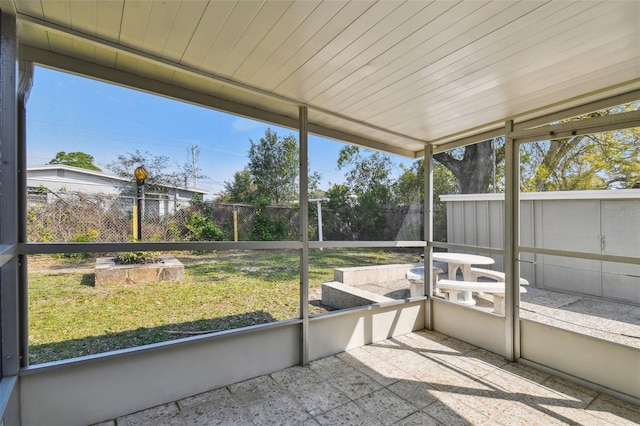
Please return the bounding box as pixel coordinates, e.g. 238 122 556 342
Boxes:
95 255 185 286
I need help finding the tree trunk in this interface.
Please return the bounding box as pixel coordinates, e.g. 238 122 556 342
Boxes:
434 140 494 194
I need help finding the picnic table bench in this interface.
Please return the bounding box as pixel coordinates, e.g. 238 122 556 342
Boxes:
437 279 527 315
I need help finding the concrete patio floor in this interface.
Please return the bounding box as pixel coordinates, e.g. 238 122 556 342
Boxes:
353 279 640 350
95 330 640 425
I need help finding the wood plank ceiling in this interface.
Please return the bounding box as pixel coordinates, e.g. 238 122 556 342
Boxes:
4 0 640 157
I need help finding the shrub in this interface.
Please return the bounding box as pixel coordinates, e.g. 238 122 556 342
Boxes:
115 251 160 264
251 198 287 241
185 212 225 241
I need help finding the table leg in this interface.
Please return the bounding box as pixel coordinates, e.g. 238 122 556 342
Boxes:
445 263 476 306
461 264 475 305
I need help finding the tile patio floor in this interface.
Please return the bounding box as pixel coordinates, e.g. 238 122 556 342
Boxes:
96 330 640 425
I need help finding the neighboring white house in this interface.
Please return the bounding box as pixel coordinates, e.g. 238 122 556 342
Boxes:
27 164 207 216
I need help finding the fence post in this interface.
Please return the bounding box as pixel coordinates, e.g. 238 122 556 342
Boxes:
132 204 138 239
233 206 238 242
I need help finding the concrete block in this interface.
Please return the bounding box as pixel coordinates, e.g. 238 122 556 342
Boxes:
95 255 185 286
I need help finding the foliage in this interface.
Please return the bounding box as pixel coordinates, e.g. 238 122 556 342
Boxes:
251 197 288 241
333 146 394 239
115 251 160 264
220 128 321 205
520 104 640 191
107 149 207 194
248 129 299 205
48 151 102 171
324 184 353 240
183 194 226 242
184 212 225 241
56 229 99 259
434 103 639 194
220 168 255 203
434 138 502 194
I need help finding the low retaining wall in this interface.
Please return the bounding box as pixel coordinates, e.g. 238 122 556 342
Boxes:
321 281 394 309
334 263 418 286
95 255 185 286
323 263 419 310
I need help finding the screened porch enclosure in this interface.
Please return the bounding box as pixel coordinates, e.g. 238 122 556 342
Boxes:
0 1 639 425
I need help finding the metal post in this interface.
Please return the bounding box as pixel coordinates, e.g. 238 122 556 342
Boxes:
136 183 143 241
424 144 434 330
299 106 309 365
0 10 20 378
18 60 33 367
504 120 520 361
316 200 323 249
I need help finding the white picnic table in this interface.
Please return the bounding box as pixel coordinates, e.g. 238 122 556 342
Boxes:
409 252 495 306
432 252 494 282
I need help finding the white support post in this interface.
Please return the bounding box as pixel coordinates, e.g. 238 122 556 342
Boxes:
504 120 520 361
424 144 434 330
18 60 33 368
299 106 309 365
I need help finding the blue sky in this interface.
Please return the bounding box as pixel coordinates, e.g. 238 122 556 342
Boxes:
27 66 413 198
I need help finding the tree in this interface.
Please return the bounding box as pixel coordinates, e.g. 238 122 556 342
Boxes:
520 105 640 191
220 168 256 203
48 151 101 171
332 146 394 239
435 103 639 194
248 129 299 205
395 159 460 241
107 149 188 193
434 139 503 194
221 128 320 205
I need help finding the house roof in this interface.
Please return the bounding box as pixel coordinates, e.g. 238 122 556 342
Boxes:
27 165 208 194
5 1 640 157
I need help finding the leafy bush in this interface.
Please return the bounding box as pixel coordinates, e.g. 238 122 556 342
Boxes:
56 229 99 259
115 251 160 264
251 198 287 241
185 212 225 241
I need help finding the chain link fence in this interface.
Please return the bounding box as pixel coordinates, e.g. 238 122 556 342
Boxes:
26 190 302 242
27 190 445 243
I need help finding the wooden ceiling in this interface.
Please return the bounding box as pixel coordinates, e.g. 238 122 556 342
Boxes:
4 0 640 157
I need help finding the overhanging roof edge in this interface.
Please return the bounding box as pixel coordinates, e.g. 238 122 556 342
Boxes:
20 45 418 159
18 14 425 153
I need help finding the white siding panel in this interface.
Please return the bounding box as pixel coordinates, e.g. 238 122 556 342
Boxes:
245 1 347 87
475 201 490 248
340 1 582 119
387 3 637 138
95 0 124 44
16 0 44 20
231 0 321 82
161 0 209 61
302 1 429 102
180 1 236 68
303 3 451 109
119 0 152 50
142 1 182 57
274 1 403 98
217 1 294 78
324 1 489 112
69 0 97 35
41 0 71 26
199 1 265 76
262 1 375 91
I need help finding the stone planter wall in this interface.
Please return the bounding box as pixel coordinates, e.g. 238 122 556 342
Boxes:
95 255 185 286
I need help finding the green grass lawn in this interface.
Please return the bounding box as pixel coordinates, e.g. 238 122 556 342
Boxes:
28 248 419 364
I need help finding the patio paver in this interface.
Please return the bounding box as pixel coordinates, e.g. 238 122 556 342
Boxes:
107 330 640 425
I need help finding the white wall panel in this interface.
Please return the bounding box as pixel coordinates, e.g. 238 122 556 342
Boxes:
521 319 640 401
20 325 300 426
